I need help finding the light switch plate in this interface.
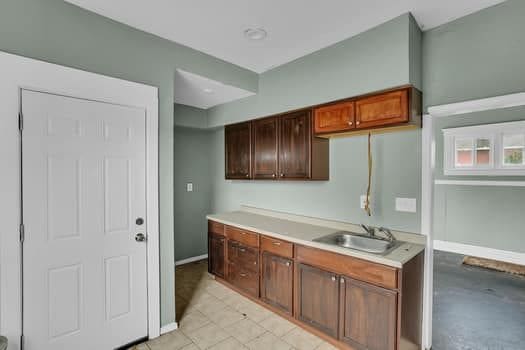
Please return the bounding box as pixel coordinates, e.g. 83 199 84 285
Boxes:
395 198 417 213
186 183 193 192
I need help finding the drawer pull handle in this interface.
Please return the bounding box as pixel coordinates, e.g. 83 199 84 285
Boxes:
240 273 247 277
239 248 246 252
272 242 281 246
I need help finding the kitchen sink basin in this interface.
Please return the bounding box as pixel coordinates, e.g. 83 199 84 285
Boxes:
313 231 402 255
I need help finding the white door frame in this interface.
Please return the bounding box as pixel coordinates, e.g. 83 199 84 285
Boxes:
0 51 160 350
421 114 435 350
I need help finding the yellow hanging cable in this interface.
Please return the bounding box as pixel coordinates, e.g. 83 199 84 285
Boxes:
364 132 372 216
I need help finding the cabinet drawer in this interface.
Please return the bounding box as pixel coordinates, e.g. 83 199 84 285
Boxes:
225 225 259 247
295 245 398 289
208 220 225 236
228 262 259 297
260 235 293 258
228 240 259 272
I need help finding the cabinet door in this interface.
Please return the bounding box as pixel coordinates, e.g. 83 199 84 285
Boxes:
355 89 409 129
225 121 252 179
297 263 339 338
279 110 311 179
227 262 259 297
208 233 225 278
314 101 355 134
252 116 279 179
339 277 397 350
261 253 293 315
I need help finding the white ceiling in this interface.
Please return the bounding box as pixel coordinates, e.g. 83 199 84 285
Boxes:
174 69 255 109
65 0 504 73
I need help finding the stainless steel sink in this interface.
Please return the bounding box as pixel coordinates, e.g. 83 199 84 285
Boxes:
313 231 402 255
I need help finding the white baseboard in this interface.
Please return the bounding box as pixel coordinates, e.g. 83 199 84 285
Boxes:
175 254 208 266
160 322 178 334
434 240 525 266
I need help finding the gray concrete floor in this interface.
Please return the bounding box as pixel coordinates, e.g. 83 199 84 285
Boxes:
433 251 525 350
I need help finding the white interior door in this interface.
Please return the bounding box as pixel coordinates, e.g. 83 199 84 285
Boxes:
22 90 148 350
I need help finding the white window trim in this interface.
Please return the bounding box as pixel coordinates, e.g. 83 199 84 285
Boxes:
443 120 525 176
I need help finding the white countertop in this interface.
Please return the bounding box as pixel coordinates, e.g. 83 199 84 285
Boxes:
207 210 425 268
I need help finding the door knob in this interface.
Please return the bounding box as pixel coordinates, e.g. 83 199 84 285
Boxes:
135 233 147 242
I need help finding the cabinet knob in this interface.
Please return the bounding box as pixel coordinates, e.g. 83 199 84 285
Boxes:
285 262 291 267
272 173 276 178
245 174 250 178
280 173 284 178
254 261 257 265
340 278 345 284
347 121 353 126
331 276 336 282
356 121 361 125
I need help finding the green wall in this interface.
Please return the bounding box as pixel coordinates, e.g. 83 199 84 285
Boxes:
208 13 423 234
174 124 213 261
0 0 257 327
423 0 525 253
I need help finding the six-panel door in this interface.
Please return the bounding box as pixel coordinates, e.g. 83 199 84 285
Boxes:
279 110 311 179
22 90 148 350
261 253 294 315
339 276 397 350
225 121 252 179
296 263 339 338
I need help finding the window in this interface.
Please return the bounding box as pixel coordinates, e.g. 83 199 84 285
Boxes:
443 121 525 175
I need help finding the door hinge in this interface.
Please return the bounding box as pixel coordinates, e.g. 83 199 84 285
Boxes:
20 224 25 243
18 111 24 131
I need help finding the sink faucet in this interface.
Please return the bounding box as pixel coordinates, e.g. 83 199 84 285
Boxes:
377 227 396 242
360 224 376 237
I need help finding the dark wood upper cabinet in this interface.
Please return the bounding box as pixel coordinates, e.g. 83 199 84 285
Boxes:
355 89 408 129
225 121 252 179
261 252 294 315
279 110 311 179
314 101 355 134
339 276 397 350
296 263 339 338
252 116 279 179
208 233 225 278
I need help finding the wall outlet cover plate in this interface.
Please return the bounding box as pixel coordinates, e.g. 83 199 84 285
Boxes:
395 197 417 213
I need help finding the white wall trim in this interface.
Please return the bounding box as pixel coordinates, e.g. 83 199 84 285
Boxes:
434 240 525 266
435 179 525 187
175 254 208 266
428 91 525 117
0 51 160 349
420 114 435 350
160 322 179 335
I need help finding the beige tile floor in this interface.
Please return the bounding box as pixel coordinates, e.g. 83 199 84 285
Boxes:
130 259 338 350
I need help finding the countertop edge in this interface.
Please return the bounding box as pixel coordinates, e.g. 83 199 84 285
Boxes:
207 214 425 269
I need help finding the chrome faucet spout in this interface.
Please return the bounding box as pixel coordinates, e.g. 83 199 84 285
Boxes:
360 224 375 237
378 227 396 242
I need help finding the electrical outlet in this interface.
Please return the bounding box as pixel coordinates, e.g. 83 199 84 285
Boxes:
186 183 193 192
360 195 368 209
395 198 416 213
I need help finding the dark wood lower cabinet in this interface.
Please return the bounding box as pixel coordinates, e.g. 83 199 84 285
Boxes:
227 262 259 297
208 233 225 278
296 263 339 338
261 253 293 315
339 276 397 350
